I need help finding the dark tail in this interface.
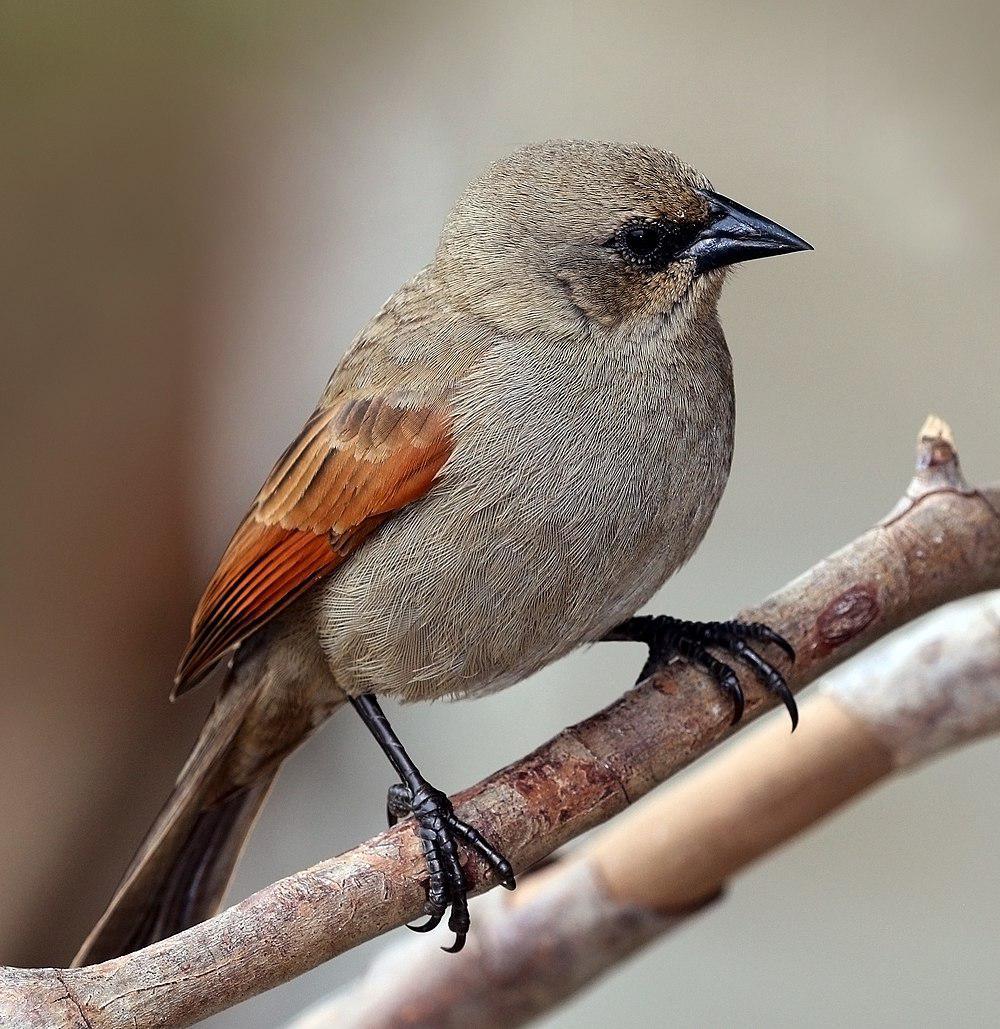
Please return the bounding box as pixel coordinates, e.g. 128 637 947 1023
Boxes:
75 628 343 967
73 775 274 966
73 655 288 968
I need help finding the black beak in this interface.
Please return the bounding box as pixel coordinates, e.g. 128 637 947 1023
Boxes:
686 190 813 273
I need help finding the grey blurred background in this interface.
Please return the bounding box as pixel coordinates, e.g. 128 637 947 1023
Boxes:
2 1 998 1025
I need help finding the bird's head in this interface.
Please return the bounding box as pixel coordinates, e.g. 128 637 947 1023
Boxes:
437 140 811 333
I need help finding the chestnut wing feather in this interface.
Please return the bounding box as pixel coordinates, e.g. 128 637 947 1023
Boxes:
173 398 453 694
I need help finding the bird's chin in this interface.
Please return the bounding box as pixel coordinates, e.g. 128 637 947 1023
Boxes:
645 266 724 338
667 259 726 309
688 264 727 309
693 263 728 291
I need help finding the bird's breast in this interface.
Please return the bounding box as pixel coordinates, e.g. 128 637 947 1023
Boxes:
317 324 735 700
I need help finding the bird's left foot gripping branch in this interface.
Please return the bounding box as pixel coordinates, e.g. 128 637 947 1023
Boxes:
74 140 811 962
352 693 516 953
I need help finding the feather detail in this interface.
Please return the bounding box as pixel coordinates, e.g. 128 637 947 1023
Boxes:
173 398 453 695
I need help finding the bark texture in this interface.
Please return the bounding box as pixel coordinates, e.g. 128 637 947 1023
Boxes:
1 417 997 1029
293 589 1000 1029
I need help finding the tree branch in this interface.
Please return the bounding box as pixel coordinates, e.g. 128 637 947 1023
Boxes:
291 587 1000 1027
1 416 997 1028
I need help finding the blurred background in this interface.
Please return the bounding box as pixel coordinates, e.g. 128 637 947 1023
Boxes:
2 1 998 1025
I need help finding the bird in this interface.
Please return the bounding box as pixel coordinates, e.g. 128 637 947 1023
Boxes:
74 139 811 964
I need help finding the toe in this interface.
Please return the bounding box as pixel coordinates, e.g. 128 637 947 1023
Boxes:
447 816 517 889
386 782 413 827
695 652 745 724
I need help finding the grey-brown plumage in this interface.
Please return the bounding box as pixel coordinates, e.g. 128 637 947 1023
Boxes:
75 140 810 965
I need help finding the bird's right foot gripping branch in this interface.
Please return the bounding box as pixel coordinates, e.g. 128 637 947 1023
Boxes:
606 616 798 729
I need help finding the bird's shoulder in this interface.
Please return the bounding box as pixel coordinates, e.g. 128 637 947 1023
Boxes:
324 266 502 405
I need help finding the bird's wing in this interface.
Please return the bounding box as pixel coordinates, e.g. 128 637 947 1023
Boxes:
173 393 453 695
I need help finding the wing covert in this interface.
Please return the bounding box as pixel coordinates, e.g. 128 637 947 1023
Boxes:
173 397 452 694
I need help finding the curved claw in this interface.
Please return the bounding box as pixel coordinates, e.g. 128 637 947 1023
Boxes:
754 624 796 663
407 912 443 933
773 681 799 731
774 637 796 663
727 639 798 732
699 651 746 725
617 615 798 731
715 669 745 725
441 932 467 954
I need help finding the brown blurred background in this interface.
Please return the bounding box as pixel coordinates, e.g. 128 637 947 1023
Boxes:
2 2 998 1026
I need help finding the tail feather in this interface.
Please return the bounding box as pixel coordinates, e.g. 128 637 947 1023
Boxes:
73 667 273 968
73 772 274 967
148 781 272 944
75 622 342 968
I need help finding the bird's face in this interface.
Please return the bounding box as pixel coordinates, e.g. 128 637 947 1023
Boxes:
438 140 810 332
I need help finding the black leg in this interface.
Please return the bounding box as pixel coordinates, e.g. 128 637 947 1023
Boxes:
606 615 798 730
350 694 516 952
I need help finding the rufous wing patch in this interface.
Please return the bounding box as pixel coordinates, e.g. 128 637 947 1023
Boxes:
173 398 452 695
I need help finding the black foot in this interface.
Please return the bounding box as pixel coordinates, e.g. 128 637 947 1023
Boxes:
350 693 516 953
386 780 516 953
610 616 797 730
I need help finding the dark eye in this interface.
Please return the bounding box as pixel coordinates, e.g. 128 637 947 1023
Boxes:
622 223 662 260
608 217 699 270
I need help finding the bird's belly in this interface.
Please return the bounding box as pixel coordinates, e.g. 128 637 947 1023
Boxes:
315 379 731 701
